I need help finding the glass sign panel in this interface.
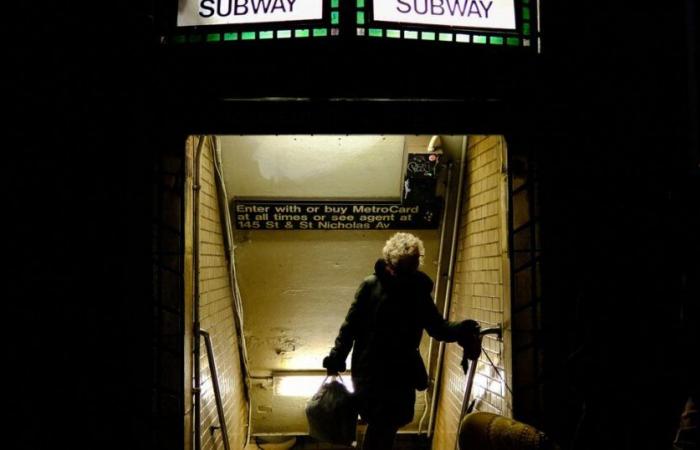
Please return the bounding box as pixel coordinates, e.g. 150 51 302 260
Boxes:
373 0 516 30
177 0 324 26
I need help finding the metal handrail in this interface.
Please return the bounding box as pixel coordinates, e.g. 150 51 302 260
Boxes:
454 325 504 450
462 326 503 412
198 329 231 450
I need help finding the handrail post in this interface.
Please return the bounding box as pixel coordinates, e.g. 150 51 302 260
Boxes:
198 329 231 450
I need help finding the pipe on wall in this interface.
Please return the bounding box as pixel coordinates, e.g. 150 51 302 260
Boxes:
427 135 468 437
193 136 205 450
418 161 453 435
210 136 253 446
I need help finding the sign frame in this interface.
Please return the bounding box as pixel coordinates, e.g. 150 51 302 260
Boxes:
164 0 341 43
355 0 538 50
159 0 539 49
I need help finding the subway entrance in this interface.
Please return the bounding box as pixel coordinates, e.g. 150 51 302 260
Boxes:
166 134 543 450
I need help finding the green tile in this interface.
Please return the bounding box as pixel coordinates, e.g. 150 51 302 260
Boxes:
473 35 487 44
331 0 339 7
189 34 202 43
277 30 292 39
173 35 186 44
357 11 365 25
421 31 435 41
259 31 274 39
523 7 530 20
242 31 256 40
506 36 519 46
313 28 328 37
331 11 339 24
223 32 238 41
404 30 418 39
386 29 401 38
356 0 365 7
523 22 531 35
368 28 382 37
439 33 453 42
295 29 310 38
490 36 504 45
455 33 470 43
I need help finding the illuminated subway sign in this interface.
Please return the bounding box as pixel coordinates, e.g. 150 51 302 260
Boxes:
177 0 323 26
373 0 516 29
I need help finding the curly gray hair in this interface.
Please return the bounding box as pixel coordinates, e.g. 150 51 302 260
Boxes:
382 232 425 268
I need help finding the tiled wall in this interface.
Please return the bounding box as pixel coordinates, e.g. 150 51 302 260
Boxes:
192 136 249 450
431 136 512 450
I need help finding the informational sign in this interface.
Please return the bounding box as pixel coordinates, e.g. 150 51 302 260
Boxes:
177 0 324 27
233 201 441 230
373 0 516 30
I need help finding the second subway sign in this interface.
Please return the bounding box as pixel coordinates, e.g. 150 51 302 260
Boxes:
233 201 441 230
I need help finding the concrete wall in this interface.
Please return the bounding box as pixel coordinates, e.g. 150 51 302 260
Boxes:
432 135 512 450
190 136 249 450
219 135 447 435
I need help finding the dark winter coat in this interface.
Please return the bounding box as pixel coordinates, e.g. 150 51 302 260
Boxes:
325 259 469 428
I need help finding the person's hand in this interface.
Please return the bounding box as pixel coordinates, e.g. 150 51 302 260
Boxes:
457 320 481 360
322 355 346 375
458 319 480 335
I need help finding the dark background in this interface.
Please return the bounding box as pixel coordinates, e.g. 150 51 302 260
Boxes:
8 2 698 449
